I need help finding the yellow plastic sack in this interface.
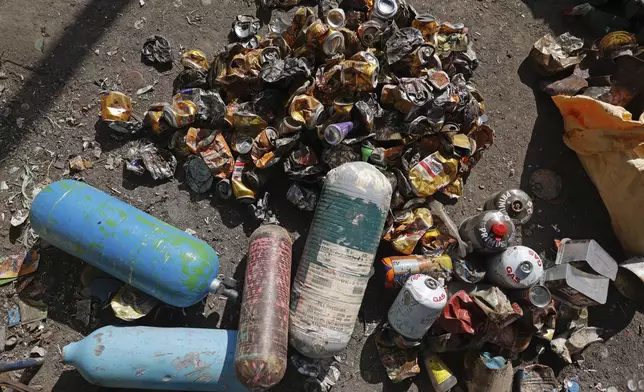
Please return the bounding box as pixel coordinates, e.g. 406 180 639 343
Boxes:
553 95 644 255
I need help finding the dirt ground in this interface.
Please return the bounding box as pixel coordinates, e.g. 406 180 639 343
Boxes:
0 0 643 391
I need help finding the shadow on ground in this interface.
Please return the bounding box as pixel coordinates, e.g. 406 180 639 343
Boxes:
0 0 134 161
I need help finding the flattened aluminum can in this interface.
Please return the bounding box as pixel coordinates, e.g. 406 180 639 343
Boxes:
100 91 132 122
387 274 446 342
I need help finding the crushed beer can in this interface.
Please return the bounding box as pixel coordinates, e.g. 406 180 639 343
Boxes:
185 157 214 194
144 103 171 134
341 60 378 91
385 27 424 65
358 20 384 48
163 100 198 128
181 49 209 72
231 157 256 203
324 122 354 145
200 133 235 179
529 32 585 75
216 179 233 200
370 0 398 21
511 285 552 309
326 8 346 28
141 35 172 66
408 152 458 197
100 91 132 122
289 95 324 129
233 15 261 41
250 127 279 168
412 14 440 42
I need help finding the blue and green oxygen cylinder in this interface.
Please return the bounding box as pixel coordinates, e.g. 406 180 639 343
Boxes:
63 326 247 392
30 180 224 308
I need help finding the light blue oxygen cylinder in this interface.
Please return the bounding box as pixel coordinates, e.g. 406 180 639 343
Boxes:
63 326 248 392
30 180 223 307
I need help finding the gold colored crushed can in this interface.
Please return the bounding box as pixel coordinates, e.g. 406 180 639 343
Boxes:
181 49 210 72
100 91 132 122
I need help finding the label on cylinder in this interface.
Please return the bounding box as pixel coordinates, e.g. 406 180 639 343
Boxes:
294 240 372 332
387 274 447 340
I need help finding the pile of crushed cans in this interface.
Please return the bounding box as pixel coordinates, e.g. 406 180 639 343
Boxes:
88 0 615 391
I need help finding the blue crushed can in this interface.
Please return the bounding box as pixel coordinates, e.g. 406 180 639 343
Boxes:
63 325 247 392
30 180 222 307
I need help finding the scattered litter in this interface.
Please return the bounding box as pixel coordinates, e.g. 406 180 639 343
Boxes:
10 210 28 227
16 298 48 325
110 284 159 321
136 85 154 96
7 306 20 327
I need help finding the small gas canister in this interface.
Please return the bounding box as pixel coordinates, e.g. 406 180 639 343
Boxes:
486 246 543 289
458 211 516 253
483 189 534 225
387 274 447 345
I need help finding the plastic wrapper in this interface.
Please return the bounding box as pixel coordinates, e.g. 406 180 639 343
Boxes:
374 328 420 382
470 286 523 328
384 207 433 255
127 143 177 180
0 249 40 282
141 146 177 180
408 152 458 197
529 33 585 75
